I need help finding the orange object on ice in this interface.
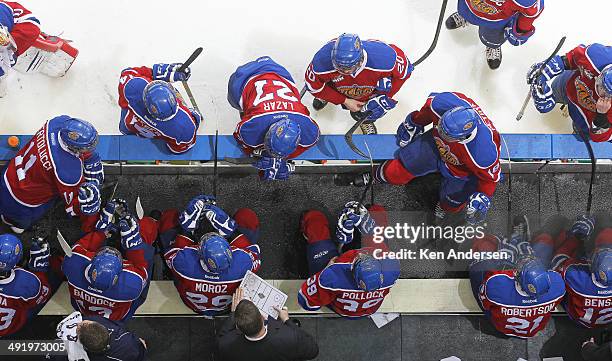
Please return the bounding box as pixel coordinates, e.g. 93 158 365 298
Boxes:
7 136 20 148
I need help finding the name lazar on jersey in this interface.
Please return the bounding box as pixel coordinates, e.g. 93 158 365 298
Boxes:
261 100 296 112
500 302 557 317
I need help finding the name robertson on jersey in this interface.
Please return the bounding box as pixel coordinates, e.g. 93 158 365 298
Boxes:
35 127 52 171
500 302 556 317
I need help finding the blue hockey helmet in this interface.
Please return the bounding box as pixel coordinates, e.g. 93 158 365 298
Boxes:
143 80 178 121
0 234 22 272
199 232 232 273
516 256 551 297
264 119 301 158
591 246 612 287
352 253 384 291
59 117 99 154
332 33 364 75
88 247 123 291
596 65 612 98
437 106 479 142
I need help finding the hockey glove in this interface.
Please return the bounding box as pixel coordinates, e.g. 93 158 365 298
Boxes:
83 152 104 187
336 208 361 245
344 201 376 235
364 95 397 122
396 112 424 147
254 157 295 181
95 201 118 234
179 196 210 232
28 237 50 272
531 83 556 113
78 182 101 215
191 108 203 128
504 14 535 47
465 192 491 225
569 214 595 240
119 215 143 250
375 77 392 93
202 203 237 237
152 63 191 82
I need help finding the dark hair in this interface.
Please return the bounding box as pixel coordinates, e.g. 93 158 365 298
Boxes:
235 300 263 337
78 321 110 354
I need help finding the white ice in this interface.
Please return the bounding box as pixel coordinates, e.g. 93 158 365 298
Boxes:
0 0 608 136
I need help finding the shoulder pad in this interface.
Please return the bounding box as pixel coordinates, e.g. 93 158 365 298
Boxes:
46 119 84 186
156 109 197 143
380 258 401 286
12 269 41 299
311 41 336 74
0 3 14 31
224 250 256 278
465 122 499 168
114 271 144 298
430 92 472 117
124 77 148 111
171 248 201 276
363 40 397 71
586 44 612 73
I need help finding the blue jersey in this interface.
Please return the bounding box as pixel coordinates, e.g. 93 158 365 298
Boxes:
0 267 50 336
164 233 261 316
118 66 199 154
477 269 565 337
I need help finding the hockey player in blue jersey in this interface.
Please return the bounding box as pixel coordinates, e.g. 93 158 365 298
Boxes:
118 63 202 154
228 56 320 181
297 202 400 318
469 225 565 338
0 234 62 336
62 201 158 322
158 195 261 316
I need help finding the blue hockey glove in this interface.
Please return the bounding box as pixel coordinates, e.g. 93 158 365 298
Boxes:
375 77 392 93
254 157 295 181
465 192 491 225
95 201 118 234
191 108 203 128
79 182 101 215
531 82 556 113
202 203 237 237
28 237 50 272
152 63 191 82
179 195 213 232
364 95 397 122
119 215 143 250
83 153 104 187
504 14 534 47
336 208 361 244
396 112 424 147
569 214 595 240
527 57 565 86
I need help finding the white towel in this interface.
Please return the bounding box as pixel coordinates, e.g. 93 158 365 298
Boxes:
56 311 90 361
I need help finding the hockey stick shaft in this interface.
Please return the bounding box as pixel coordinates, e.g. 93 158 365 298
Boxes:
574 126 596 213
516 36 566 121
300 85 307 98
413 0 448 66
213 130 218 198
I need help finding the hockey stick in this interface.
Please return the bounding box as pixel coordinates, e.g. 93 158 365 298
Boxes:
413 0 448 66
516 36 566 121
358 141 375 205
344 111 372 159
300 85 307 98
573 126 596 213
56 230 73 257
213 129 218 198
500 135 513 236
178 47 204 113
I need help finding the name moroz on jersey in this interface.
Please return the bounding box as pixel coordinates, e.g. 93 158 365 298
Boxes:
478 270 565 338
164 233 261 316
407 92 501 197
297 249 400 318
0 268 50 336
118 66 199 154
3 115 86 215
458 0 544 29
305 39 412 104
563 43 612 142
557 259 612 328
62 232 148 322
230 57 320 158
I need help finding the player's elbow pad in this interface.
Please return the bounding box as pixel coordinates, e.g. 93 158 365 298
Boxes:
297 292 321 311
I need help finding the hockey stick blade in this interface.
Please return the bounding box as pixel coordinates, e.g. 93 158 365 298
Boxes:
413 0 448 66
178 47 203 72
345 119 368 159
516 36 566 121
56 230 73 257
135 196 144 220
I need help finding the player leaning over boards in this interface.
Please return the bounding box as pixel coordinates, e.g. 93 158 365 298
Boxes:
159 195 261 316
446 0 544 70
527 43 612 142
118 62 202 154
228 56 320 181
304 33 413 134
297 202 400 318
0 116 103 234
0 1 78 97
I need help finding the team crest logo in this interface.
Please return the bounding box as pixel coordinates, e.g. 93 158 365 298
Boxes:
14 244 20 255
338 85 374 99
276 126 284 136
574 78 597 112
469 0 500 15
68 131 80 141
91 269 98 281
600 271 607 282
581 68 595 80
208 259 217 270
359 280 366 290
434 137 461 166
463 122 474 131
528 284 537 294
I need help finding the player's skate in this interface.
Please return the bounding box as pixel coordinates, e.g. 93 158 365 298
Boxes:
312 98 328 111
333 172 371 187
445 12 469 30
360 121 377 135
485 47 502 70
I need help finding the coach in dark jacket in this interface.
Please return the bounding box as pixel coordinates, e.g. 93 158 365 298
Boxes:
216 288 319 361
582 337 612 361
